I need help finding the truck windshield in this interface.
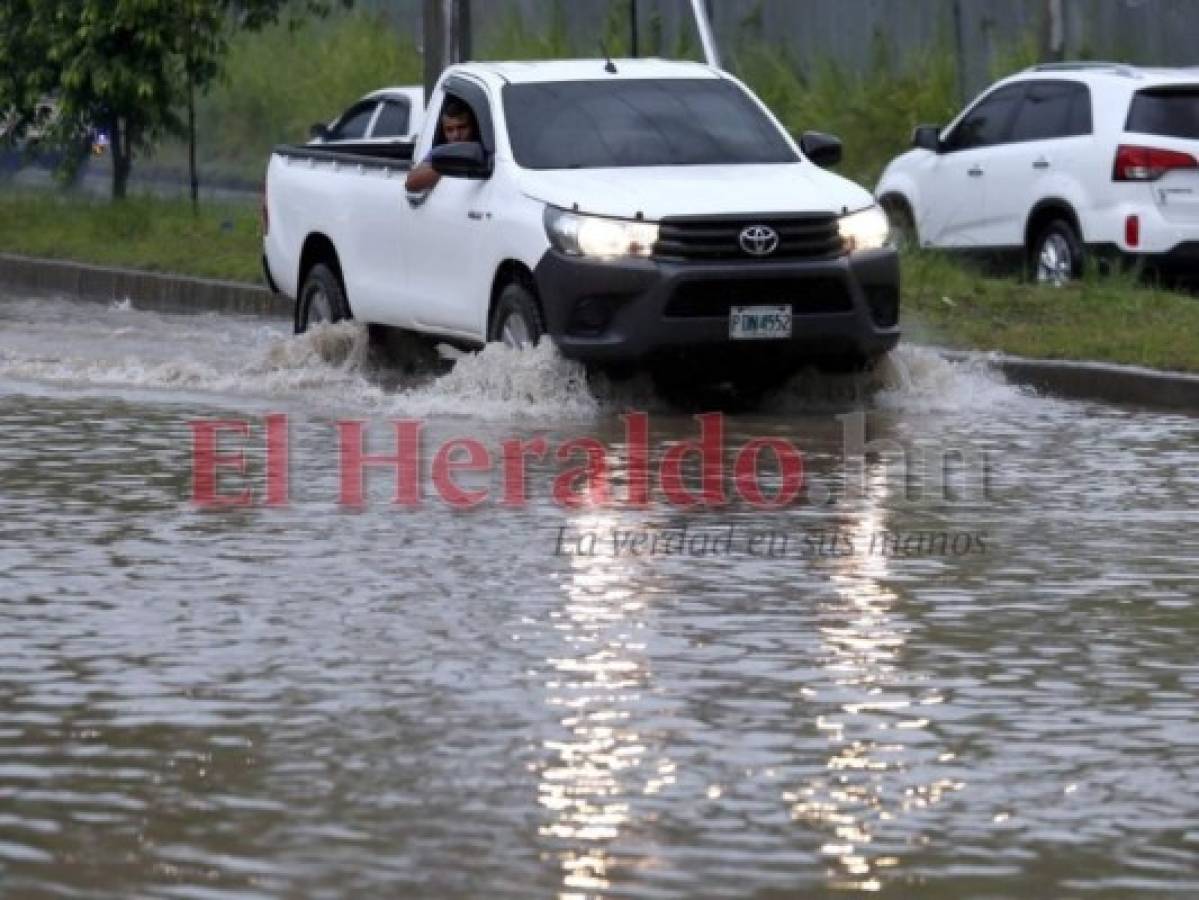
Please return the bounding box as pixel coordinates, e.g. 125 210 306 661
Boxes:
503 79 800 169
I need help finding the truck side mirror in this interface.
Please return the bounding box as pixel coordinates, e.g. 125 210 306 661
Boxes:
430 142 493 180
912 125 943 153
309 123 331 142
800 131 843 168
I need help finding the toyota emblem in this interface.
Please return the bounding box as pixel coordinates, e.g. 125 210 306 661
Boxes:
739 225 780 257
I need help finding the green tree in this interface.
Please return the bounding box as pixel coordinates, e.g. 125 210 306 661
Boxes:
0 0 348 200
177 1 352 207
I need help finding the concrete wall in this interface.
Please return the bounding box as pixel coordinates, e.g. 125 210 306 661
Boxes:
359 0 1199 97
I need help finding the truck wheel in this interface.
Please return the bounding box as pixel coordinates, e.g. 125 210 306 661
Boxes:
489 282 544 350
297 263 350 334
1030 219 1083 286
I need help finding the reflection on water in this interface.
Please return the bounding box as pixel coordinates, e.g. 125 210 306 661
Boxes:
792 471 961 892
541 510 650 898
1 292 1198 897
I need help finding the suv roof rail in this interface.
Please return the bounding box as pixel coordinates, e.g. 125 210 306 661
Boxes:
1028 61 1138 77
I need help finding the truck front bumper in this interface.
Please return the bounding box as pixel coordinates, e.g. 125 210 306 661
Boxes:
533 248 901 368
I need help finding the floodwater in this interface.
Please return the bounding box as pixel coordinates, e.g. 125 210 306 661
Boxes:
0 292 1196 898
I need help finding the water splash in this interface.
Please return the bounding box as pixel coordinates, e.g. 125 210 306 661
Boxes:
871 345 1029 414
0 295 1028 420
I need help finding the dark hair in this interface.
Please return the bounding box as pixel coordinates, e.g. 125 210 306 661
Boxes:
442 97 473 121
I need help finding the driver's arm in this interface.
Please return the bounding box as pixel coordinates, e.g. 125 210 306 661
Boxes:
405 161 441 193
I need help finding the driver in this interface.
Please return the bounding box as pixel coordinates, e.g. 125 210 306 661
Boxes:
405 97 480 194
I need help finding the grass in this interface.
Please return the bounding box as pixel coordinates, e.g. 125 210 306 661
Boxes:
902 251 1199 373
0 191 261 283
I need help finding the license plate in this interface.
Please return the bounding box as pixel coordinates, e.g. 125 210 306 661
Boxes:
730 306 793 340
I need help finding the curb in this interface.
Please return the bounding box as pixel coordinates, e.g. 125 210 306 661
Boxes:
0 253 290 319
943 350 1199 413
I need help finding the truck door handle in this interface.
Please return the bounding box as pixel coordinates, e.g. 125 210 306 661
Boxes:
968 166 984 177
467 211 484 221
1033 159 1051 170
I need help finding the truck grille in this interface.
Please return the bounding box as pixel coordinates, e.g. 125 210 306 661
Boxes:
655 214 843 261
664 277 853 319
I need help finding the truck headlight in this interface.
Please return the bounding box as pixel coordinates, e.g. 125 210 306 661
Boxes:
544 207 659 260
839 204 891 253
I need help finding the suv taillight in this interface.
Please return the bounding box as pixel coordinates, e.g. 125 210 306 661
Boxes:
1113 144 1199 182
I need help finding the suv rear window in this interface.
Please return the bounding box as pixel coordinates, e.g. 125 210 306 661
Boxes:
1126 87 1199 139
503 79 799 170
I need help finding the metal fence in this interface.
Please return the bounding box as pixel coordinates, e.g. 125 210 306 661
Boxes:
361 0 1199 97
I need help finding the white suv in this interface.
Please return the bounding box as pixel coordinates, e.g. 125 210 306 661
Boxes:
876 63 1199 283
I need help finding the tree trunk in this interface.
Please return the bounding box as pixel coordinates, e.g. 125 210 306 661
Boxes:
186 5 199 213
188 67 198 212
110 116 132 200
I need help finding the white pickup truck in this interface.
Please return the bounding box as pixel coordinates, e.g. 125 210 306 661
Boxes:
306 86 425 153
263 59 900 383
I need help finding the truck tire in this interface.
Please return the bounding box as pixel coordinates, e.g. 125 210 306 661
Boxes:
489 282 544 349
296 263 350 334
1030 219 1084 286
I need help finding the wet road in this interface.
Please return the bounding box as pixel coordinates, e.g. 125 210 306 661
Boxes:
1 292 1197 898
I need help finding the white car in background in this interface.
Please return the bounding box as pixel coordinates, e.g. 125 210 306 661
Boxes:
308 86 425 154
876 62 1199 283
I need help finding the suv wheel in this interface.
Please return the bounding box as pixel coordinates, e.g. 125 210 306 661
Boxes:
1031 219 1084 287
881 196 918 250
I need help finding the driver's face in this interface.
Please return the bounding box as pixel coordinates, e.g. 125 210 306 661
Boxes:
442 114 475 144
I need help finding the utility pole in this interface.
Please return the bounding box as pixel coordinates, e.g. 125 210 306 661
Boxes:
422 0 472 104
631 0 639 57
455 0 472 63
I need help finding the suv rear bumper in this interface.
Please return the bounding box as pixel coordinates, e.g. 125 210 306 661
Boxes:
1089 202 1199 258
532 249 901 367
